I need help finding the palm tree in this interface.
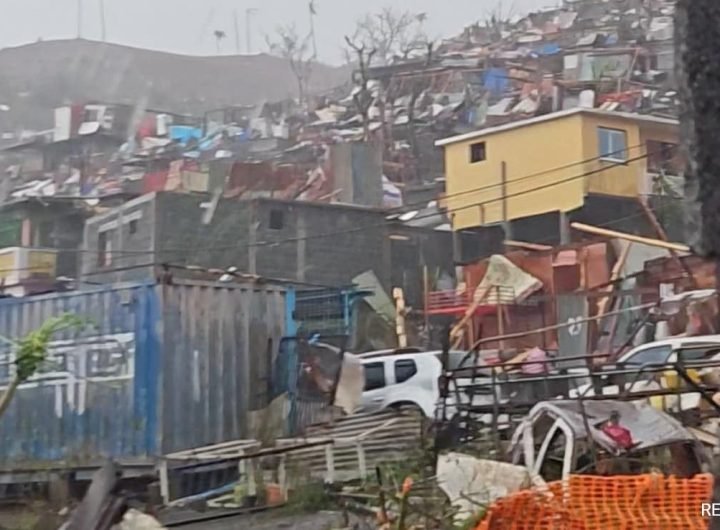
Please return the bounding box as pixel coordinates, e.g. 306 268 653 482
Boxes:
213 30 227 54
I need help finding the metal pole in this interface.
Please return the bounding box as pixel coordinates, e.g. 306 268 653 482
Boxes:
77 0 83 38
99 0 107 41
234 10 241 54
501 161 511 239
309 1 318 58
245 9 257 54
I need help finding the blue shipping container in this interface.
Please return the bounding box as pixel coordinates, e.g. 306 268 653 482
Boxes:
0 279 287 467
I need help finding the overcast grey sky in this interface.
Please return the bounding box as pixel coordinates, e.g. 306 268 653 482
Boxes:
0 0 556 63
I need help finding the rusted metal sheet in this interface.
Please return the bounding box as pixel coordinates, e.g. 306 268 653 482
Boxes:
283 410 424 482
460 243 613 351
0 279 287 467
641 255 717 295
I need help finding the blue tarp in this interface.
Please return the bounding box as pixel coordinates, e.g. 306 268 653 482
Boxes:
169 125 202 145
534 43 561 56
484 67 509 97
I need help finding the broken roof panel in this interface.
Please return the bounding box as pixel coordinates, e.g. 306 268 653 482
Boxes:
511 400 697 455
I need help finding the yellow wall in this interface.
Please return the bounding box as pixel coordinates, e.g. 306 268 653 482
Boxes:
443 112 678 231
582 116 678 197
581 115 641 197
444 114 585 230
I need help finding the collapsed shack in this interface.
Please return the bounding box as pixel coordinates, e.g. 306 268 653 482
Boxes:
157 409 424 508
435 288 720 453
509 400 708 481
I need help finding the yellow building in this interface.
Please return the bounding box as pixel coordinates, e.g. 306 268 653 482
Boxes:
435 108 679 232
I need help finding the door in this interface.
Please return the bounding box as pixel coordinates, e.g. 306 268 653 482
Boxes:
361 361 389 413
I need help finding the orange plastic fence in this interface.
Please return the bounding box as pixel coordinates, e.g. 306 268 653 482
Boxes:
476 474 714 530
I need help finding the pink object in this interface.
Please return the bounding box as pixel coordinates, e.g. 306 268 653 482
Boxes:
522 347 548 375
602 424 634 450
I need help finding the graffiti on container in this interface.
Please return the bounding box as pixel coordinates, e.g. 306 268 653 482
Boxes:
0 332 135 418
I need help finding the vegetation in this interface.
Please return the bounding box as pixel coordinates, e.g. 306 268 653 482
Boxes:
0 314 85 419
267 25 315 107
284 481 336 515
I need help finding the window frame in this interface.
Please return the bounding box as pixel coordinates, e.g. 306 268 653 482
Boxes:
97 229 113 268
394 359 418 384
597 127 628 162
363 361 386 391
269 209 285 230
623 345 673 367
469 141 487 164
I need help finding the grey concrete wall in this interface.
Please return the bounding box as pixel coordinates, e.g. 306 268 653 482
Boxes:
154 192 253 272
82 193 455 307
330 142 383 208
82 193 157 283
253 200 390 287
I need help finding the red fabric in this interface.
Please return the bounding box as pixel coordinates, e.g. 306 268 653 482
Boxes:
143 170 169 193
602 424 634 450
137 115 157 139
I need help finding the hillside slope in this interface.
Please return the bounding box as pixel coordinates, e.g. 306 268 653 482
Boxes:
0 39 350 131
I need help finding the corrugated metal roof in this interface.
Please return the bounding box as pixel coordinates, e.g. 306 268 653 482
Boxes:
282 410 424 482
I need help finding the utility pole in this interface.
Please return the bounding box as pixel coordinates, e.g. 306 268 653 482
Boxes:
234 10 241 54
500 161 512 240
245 8 258 54
99 0 107 42
308 1 318 58
77 0 83 38
675 1 720 527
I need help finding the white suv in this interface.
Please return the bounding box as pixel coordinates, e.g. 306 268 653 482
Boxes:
357 349 486 417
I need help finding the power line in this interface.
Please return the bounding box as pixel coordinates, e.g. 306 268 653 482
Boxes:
370 143 648 217
9 143 657 263
146 151 656 255
7 149 669 265
0 201 679 287
401 143 648 210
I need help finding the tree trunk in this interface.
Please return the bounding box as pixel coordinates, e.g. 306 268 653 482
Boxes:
676 2 720 526
0 377 21 419
676 0 720 257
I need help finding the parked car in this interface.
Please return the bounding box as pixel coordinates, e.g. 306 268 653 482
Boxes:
569 335 720 407
357 348 481 417
614 334 720 366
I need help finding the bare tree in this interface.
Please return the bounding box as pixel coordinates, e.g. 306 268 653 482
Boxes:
483 1 516 41
406 42 435 159
267 25 315 106
352 7 428 65
344 35 377 141
343 8 429 147
213 30 227 54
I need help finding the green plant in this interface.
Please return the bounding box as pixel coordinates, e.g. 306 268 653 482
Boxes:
454 510 487 530
284 481 336 514
0 314 85 419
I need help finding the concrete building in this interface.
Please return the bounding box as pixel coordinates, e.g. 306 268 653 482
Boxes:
436 108 681 261
0 197 89 295
82 192 454 308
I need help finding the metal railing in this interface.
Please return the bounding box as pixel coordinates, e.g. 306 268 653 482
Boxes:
436 347 720 449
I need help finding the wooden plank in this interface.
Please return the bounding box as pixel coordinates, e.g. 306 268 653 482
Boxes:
571 222 691 252
394 288 408 348
504 240 553 252
596 241 632 319
450 285 490 349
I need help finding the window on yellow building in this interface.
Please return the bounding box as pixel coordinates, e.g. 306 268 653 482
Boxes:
469 141 487 163
598 127 628 162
